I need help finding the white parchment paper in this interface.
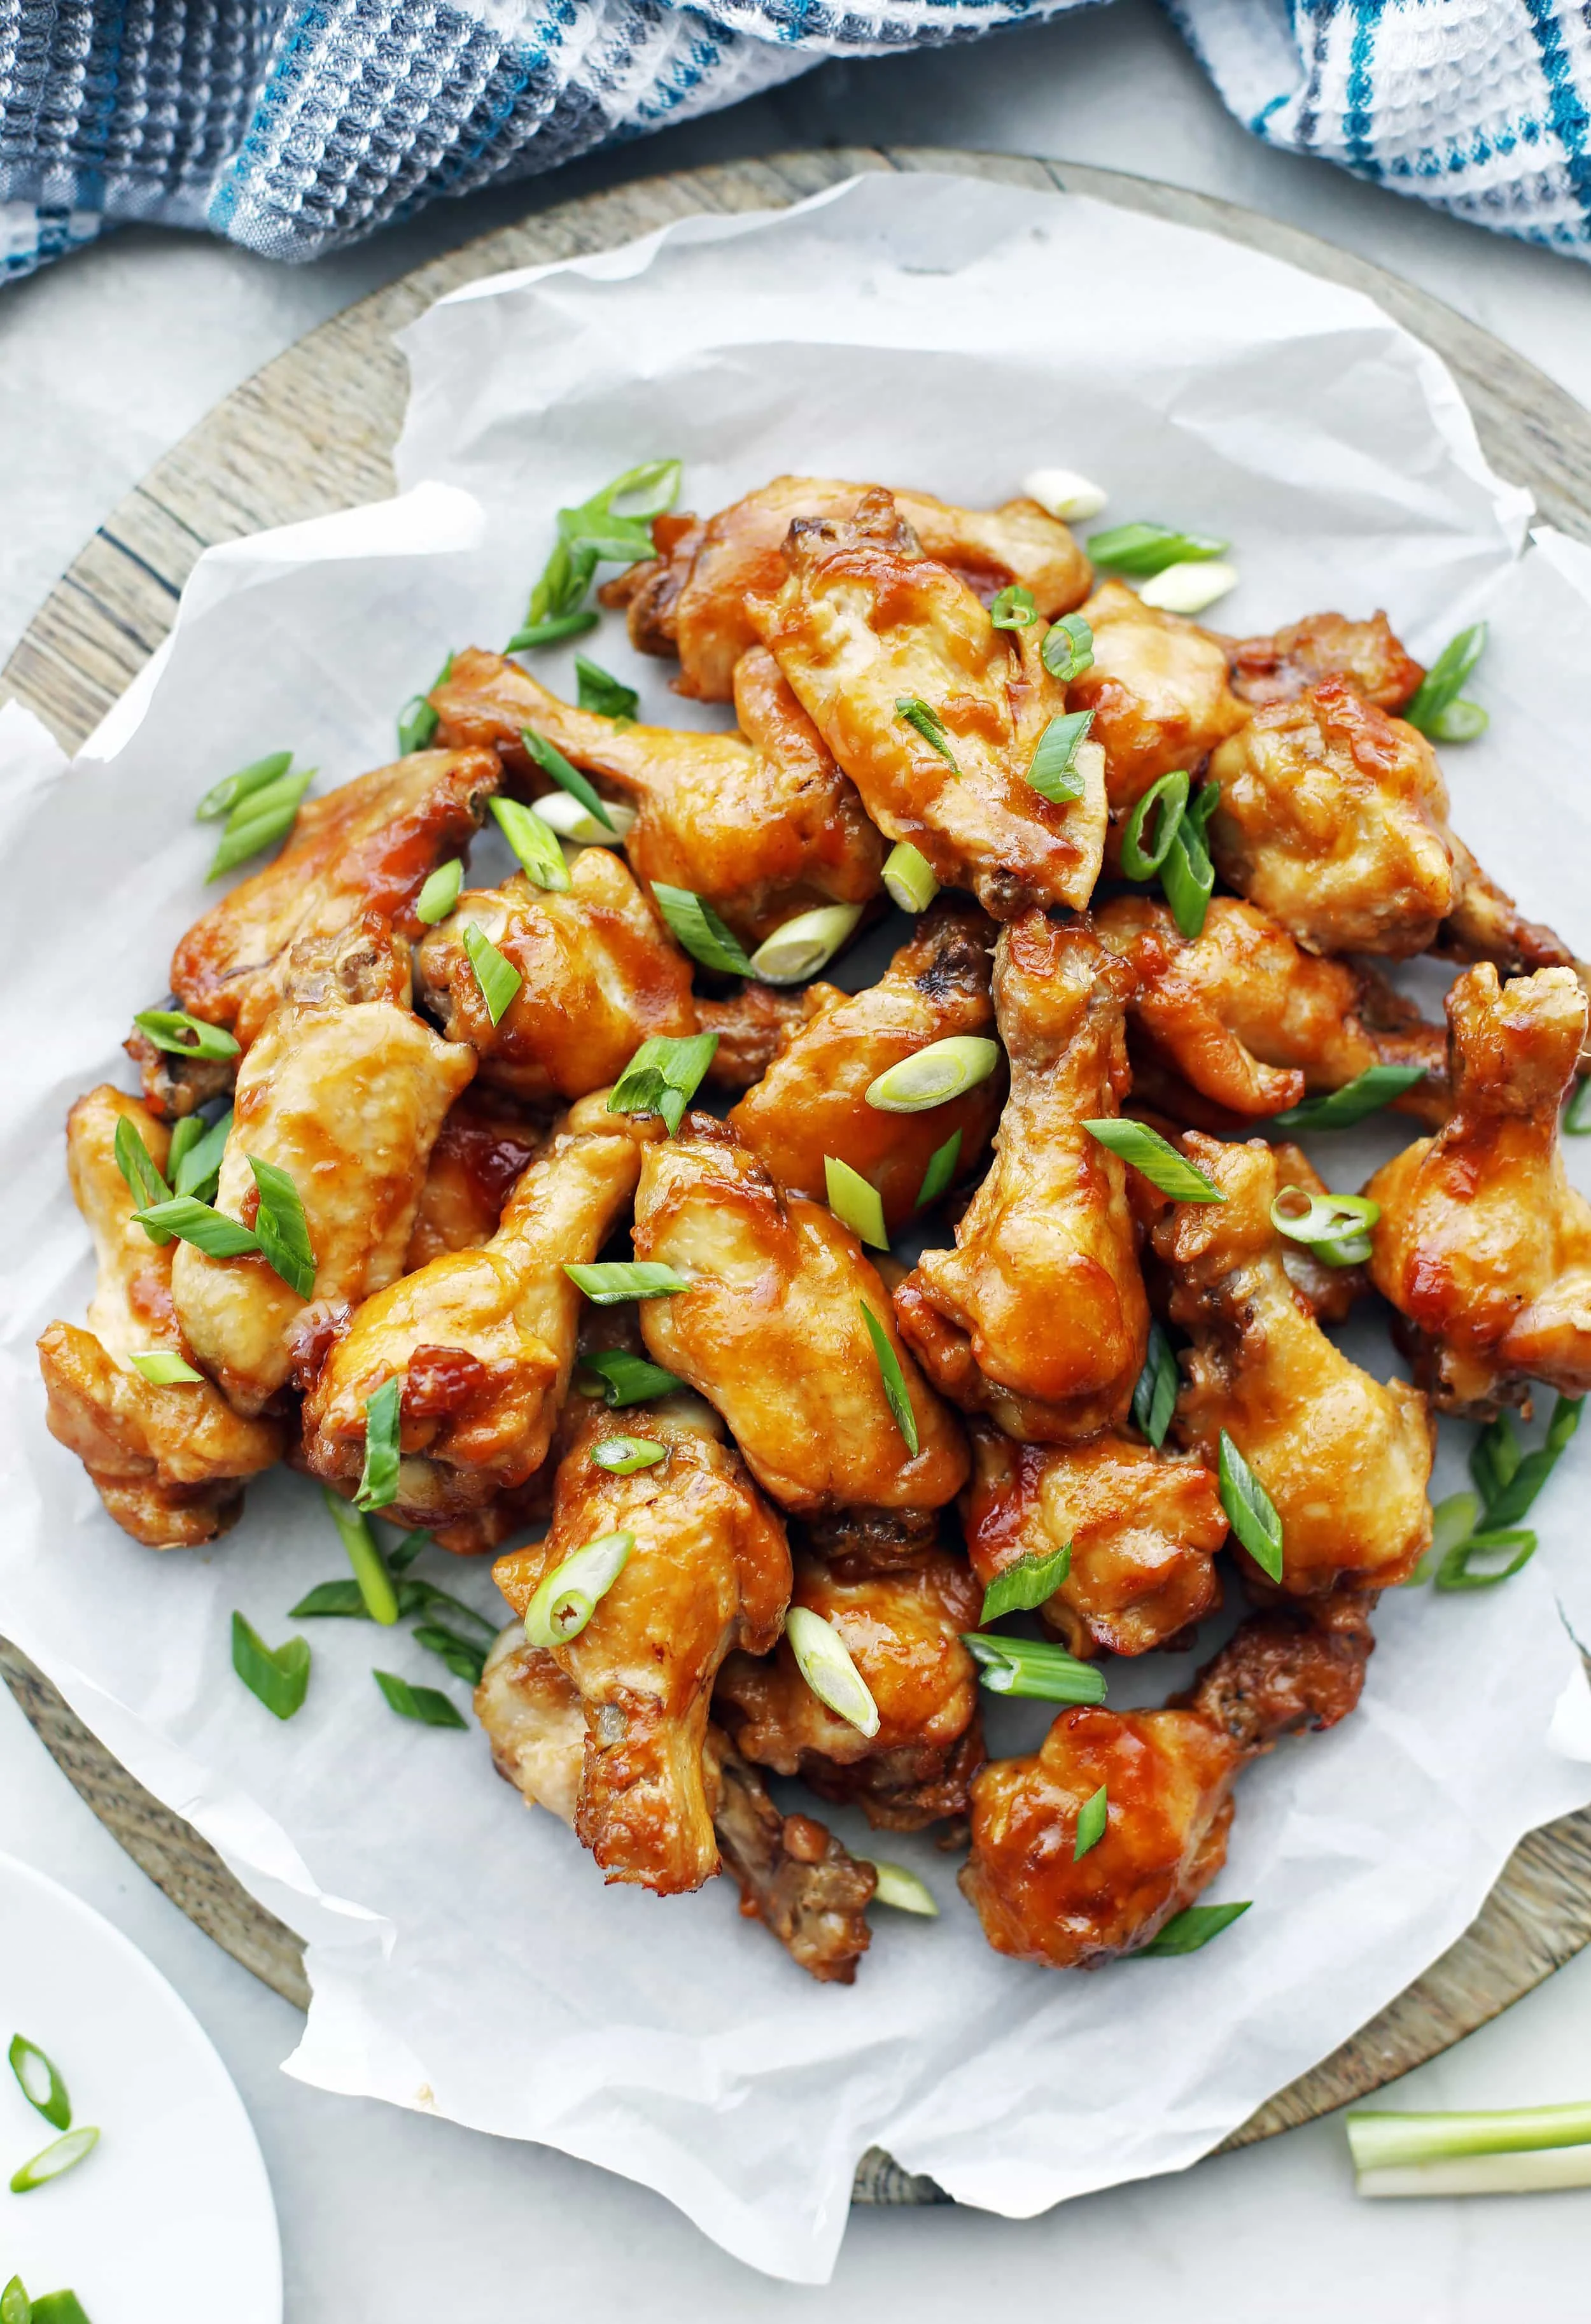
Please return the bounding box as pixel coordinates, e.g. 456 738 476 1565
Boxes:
3 174 1591 2282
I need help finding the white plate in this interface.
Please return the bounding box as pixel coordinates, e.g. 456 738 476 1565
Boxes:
0 1853 281 2324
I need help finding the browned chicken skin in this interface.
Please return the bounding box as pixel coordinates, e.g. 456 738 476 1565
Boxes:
1069 581 1249 817
748 490 1106 920
717 1541 984 1830
1366 964 1591 1413
403 1091 543 1269
960 1599 1373 1968
1095 894 1448 1125
632 1111 969 1516
1224 610 1424 712
489 1393 790 1894
603 475 1091 702
896 913 1149 1442
962 1423 1225 1659
728 901 1002 1235
37 1088 283 1546
430 645 885 947
1155 1132 1433 1593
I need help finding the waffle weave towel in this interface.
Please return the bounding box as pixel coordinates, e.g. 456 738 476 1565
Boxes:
3 0 1588 282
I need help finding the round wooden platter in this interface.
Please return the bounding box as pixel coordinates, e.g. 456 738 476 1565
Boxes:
6 145 1591 2210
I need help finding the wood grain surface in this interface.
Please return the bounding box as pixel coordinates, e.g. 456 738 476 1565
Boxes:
6 146 1591 2210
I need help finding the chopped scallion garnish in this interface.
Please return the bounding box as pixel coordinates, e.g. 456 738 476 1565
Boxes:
415 859 463 924
1025 708 1094 804
323 1487 400 1624
1347 2097 1591 2193
207 767 314 880
1266 1063 1428 1132
523 1530 634 1647
115 1116 172 1234
650 884 754 976
491 795 572 892
521 727 616 831
131 1009 241 1062
1476 1394 1581 1527
506 612 600 652
171 1106 232 1202
8 2036 70 2130
859 1300 919 1456
990 584 1038 629
1088 523 1228 577
915 1129 962 1211
1160 779 1219 939
608 1031 719 1135
962 1633 1107 1703
1073 1784 1108 1861
1119 770 1190 881
8 2127 100 2195
748 903 864 985
574 656 639 722
979 1539 1072 1624
824 1156 889 1250
397 652 453 755
130 1350 204 1385
564 1261 688 1303
866 1036 1000 1114
1566 1078 1591 1134
1040 611 1095 684
895 697 958 770
1136 1900 1251 1956
533 789 636 846
881 841 940 914
576 1349 683 1406
356 1374 403 1512
373 1670 468 1728
1401 1490 1480 1588
129 1195 260 1262
462 923 523 1026
231 1612 311 1720
246 1155 316 1298
412 1623 488 1686
1434 1526 1538 1591
864 1861 939 1916
1084 1118 1224 1202
1132 1320 1179 1449
1023 468 1109 523
1218 1430 1284 1582
1403 624 1487 741
0 2276 27 2324
1137 560 1238 616
195 750 293 823
785 1606 881 1738
1268 1187 1380 1269
590 1435 667 1475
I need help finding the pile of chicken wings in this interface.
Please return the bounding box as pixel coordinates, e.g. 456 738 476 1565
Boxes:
39 474 1591 1988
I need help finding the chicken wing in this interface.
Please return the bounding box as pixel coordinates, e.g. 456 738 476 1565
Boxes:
489 1393 789 1894
895 914 1149 1441
1095 895 1448 1125
1067 581 1249 816
403 1091 543 1269
601 475 1091 701
631 1112 969 1516
727 901 1002 1235
962 1423 1225 1659
132 747 499 1113
301 1092 655 1525
747 489 1106 919
1365 963 1591 1412
1154 1131 1433 1591
961 1598 1373 1967
430 645 885 947
1224 610 1423 712
37 1088 283 1547
717 1540 984 1830
173 974 475 1415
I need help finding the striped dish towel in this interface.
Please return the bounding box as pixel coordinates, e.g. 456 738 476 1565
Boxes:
2 0 1588 281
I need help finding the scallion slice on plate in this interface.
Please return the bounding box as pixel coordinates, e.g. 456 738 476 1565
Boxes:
1135 1901 1251 1957
1266 1063 1426 1132
523 1531 634 1647
785 1606 880 1738
564 1261 689 1303
895 696 958 768
866 1036 999 1114
1349 2098 1591 2196
323 1486 400 1624
1040 612 1095 683
979 1540 1072 1625
1088 523 1228 577
824 1155 888 1250
573 656 640 722
1073 1784 1109 1861
881 841 939 914
1218 1430 1284 1582
355 1374 403 1512
589 1435 667 1475
650 884 754 977
1025 708 1094 804
462 923 523 1025
576 1349 683 1406
247 1155 317 1299
962 1633 1106 1704
859 1300 918 1454
8 2036 70 2130
608 1031 718 1135
1269 1187 1380 1269
1132 1320 1179 1449
748 904 863 985
230 1614 311 1720
864 1861 939 1917
415 859 463 924
8 2127 100 2195
915 1129 962 1211
130 1350 204 1385
131 1008 241 1061
1084 1118 1224 1202
374 1670 468 1728
520 728 615 831
491 796 572 892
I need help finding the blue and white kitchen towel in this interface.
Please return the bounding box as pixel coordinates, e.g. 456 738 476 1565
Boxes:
3 0 1588 283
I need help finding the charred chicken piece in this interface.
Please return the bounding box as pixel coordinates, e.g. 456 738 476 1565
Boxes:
1154 1132 1433 1593
960 1599 1373 1968
37 1088 283 1547
895 913 1149 1442
602 475 1091 702
1224 610 1424 712
632 1111 969 1517
961 1422 1225 1659
748 489 1105 919
728 901 1002 1236
1366 963 1591 1413
1067 581 1249 817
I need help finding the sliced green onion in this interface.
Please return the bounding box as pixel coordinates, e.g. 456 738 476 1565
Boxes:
1480 1395 1582 1528
521 727 616 831
533 789 636 846
1565 1078 1591 1134
491 795 572 892
388 1528 432 1573
896 697 959 770
1348 2097 1591 2180
576 1349 683 1405
1137 1900 1251 1956
866 1036 1000 1114
1435 1526 1537 1591
323 1487 400 1625
608 1031 718 1136
564 1261 688 1303
590 1435 666 1474
882 841 940 914
165 1113 204 1183
864 1861 939 1916
825 1156 889 1250
115 1115 172 1232
1026 708 1095 805
962 1633 1107 1704
415 860 463 924
289 1580 370 1619
1132 1320 1179 1449
398 652 453 756
31 2292 93 2324
650 884 754 976
8 2036 70 2130
785 1605 881 1738
1429 700 1489 743
556 512 657 564
748 903 864 984
1138 560 1238 616
915 1129 962 1211
1088 523 1228 577
129 1196 260 1262
1084 1118 1224 1202
412 1624 488 1686
373 1670 468 1728
597 458 683 523
131 1008 241 1062
524 1530 634 1647
171 1107 232 1202
356 1374 403 1512
506 612 601 652
246 1155 316 1299
400 1579 499 1643
231 1612 310 1721
8 2127 99 2194
1403 624 1487 736
1218 1430 1284 1582
195 749 293 822
207 771 314 880
1267 1062 1429 1132
1160 782 1218 940
130 1349 204 1385
979 1539 1072 1624
1024 468 1109 523
574 656 639 722
463 923 524 1026
1074 1783 1109 1861
1119 769 1190 881
859 1300 919 1456
1270 1187 1380 1269
990 584 1038 629
1471 1409 1521 1509
0 2276 28 2324
1402 1490 1483 1588
1041 612 1095 684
